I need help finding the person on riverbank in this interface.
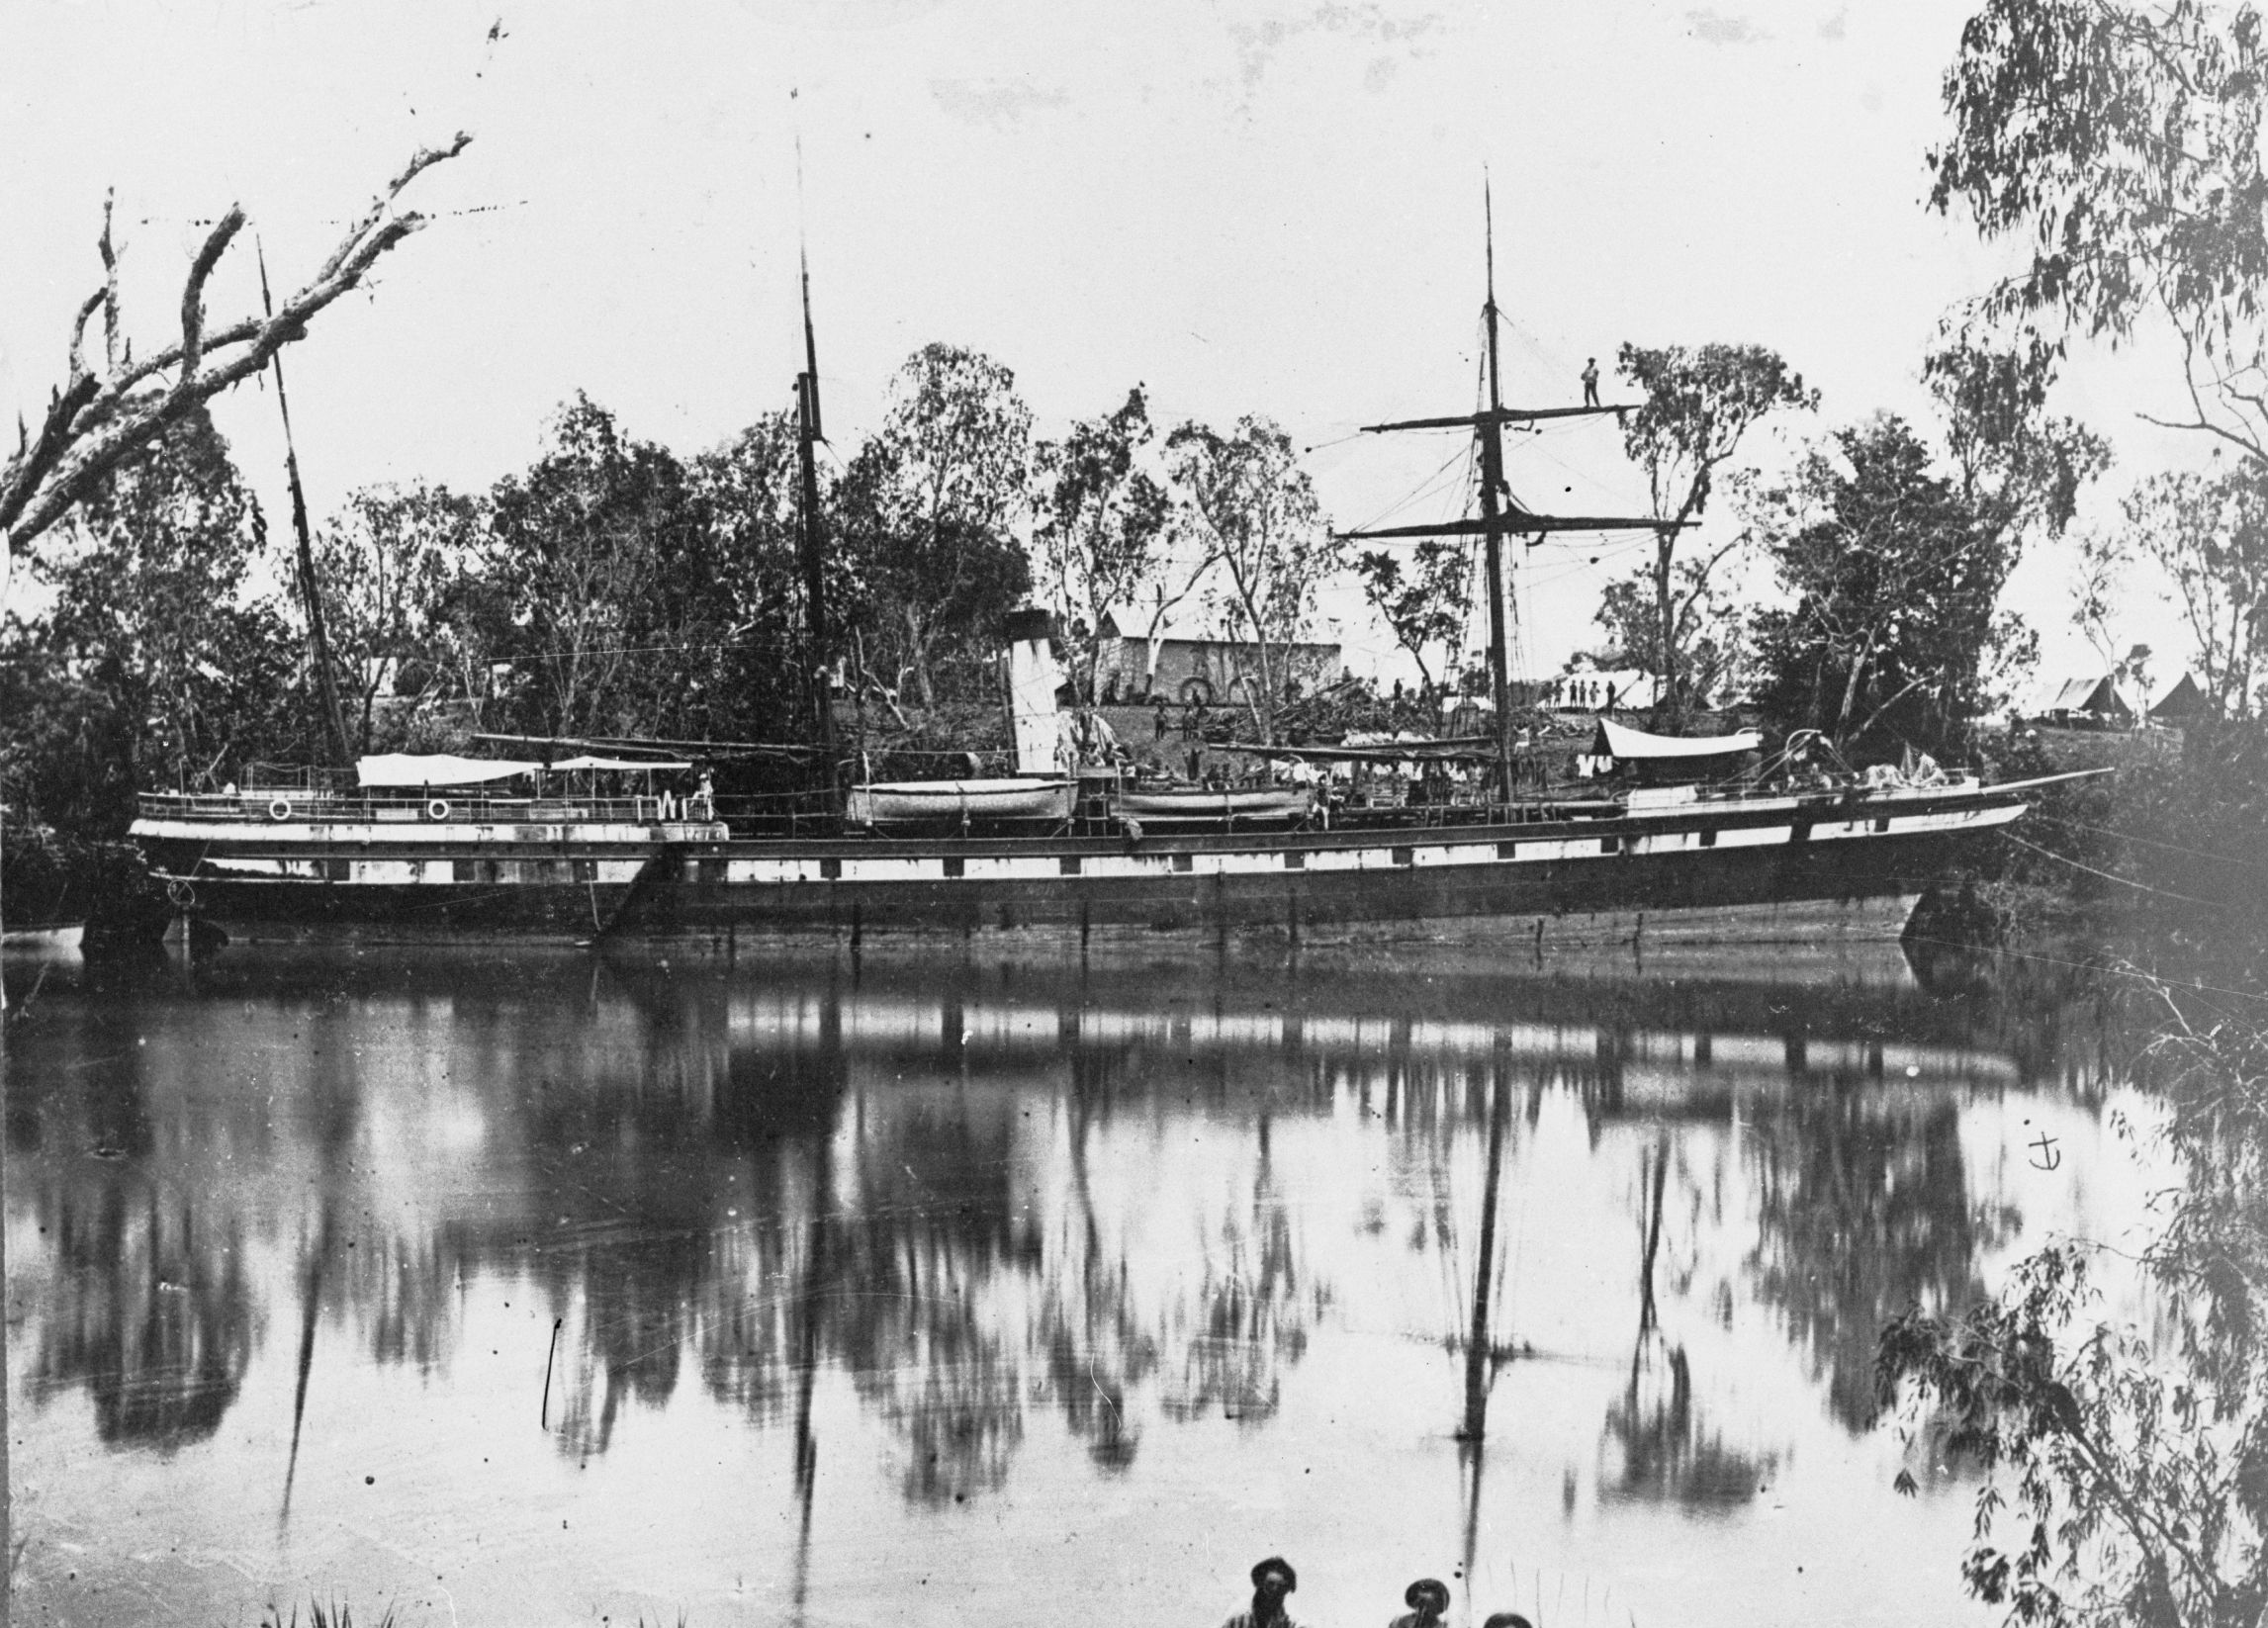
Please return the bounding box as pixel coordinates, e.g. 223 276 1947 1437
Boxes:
1222 1556 1304 1628
1390 1577 1451 1627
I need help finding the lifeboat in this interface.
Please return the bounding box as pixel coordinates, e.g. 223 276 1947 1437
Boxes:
845 778 1075 828
1111 785 1315 827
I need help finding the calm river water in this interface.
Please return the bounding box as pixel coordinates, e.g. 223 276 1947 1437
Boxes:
0 936 2158 1627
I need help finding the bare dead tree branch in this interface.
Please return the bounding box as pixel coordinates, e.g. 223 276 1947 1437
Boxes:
0 131 473 586
98 190 120 372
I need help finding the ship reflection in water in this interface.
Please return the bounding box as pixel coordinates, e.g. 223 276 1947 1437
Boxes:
1 938 2132 1627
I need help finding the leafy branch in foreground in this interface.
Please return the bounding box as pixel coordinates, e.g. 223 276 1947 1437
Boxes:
1877 984 2268 1628
1931 0 2268 462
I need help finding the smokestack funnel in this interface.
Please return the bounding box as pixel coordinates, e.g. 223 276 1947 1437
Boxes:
1003 609 1063 774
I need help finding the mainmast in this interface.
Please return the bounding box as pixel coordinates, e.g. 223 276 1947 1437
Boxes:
794 245 840 802
1477 189 1512 790
257 238 354 773
1341 182 1673 801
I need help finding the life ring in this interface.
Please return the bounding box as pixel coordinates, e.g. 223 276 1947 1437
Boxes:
425 798 451 821
266 797 293 822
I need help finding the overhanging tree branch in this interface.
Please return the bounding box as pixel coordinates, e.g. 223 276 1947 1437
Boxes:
1 132 473 579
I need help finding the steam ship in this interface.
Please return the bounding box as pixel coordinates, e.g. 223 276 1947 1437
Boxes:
130 217 2069 950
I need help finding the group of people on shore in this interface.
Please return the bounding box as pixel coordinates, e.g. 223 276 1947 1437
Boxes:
1224 1557 1534 1628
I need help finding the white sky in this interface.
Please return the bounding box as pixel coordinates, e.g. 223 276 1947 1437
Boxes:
0 0 2215 690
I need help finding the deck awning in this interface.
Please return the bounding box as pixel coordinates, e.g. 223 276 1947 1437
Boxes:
546 755 692 772
1592 719 1761 761
355 753 542 788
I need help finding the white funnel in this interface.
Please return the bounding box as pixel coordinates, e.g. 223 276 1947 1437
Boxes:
1003 608 1063 774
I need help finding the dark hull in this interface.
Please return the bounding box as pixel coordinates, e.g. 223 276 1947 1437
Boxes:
146 815 2007 948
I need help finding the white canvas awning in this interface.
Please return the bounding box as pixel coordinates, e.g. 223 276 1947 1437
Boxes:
1594 719 1762 761
355 753 542 788
546 756 692 772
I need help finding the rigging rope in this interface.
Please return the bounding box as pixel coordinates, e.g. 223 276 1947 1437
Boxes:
2028 812 2268 873
2001 832 2227 908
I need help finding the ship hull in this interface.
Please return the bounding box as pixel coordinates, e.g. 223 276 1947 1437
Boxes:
136 791 2023 948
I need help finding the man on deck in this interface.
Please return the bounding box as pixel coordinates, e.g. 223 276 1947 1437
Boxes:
1222 1557 1304 1628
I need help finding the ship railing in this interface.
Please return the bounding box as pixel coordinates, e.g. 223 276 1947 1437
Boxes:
712 789 849 838
136 790 716 825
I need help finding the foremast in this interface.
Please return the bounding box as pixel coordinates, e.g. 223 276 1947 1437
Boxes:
794 246 840 811
1340 183 1677 798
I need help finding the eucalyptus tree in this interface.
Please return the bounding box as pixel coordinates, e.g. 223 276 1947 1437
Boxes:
1355 539 1472 693
1165 415 1340 743
1933 0 2268 462
836 344 1034 708
687 410 822 742
1033 386 1173 700
480 393 708 741
1615 344 1816 723
14 407 302 825
2107 466 2268 719
316 483 485 753
1748 415 2027 756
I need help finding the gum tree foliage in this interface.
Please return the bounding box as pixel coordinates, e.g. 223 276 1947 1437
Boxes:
2072 524 2134 670
7 407 302 830
472 393 725 741
1590 552 1748 709
1927 341 2112 542
1614 344 1817 724
835 344 1035 709
1165 415 1340 743
1032 386 1174 700
1355 539 1472 691
1748 415 2034 757
2103 465 2268 717
1879 992 2268 1628
1931 0 2268 462
685 409 826 742
314 482 484 754
1928 338 2113 708
1932 2 2268 707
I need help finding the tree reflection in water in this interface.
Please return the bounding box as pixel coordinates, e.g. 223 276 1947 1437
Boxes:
838 1090 1032 1505
1035 1046 1158 1473
17 1034 255 1455
1 943 2077 1533
1745 1072 2017 1431
32 1181 255 1453
1600 1136 1775 1508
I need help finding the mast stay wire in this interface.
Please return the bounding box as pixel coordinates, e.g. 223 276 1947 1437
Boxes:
1342 439 1480 540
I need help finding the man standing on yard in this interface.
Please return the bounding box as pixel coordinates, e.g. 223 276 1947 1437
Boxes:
1582 357 1600 407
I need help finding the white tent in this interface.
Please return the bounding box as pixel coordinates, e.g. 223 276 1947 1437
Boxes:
2025 674 2140 721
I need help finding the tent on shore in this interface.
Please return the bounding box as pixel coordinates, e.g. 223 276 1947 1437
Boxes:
2026 674 2141 727
2147 672 2211 723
